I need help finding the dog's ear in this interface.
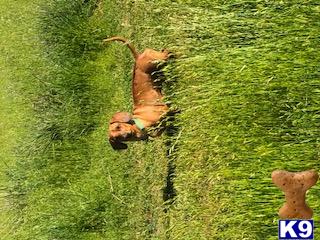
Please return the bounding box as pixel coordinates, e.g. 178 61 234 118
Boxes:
109 138 128 150
110 112 133 124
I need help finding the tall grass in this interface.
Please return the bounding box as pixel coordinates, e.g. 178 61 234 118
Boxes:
152 1 320 239
2 0 170 239
0 0 47 237
1 0 319 239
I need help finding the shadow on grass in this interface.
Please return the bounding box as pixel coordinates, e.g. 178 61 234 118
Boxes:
162 61 180 210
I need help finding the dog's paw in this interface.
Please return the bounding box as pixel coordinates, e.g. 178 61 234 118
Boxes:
161 49 175 59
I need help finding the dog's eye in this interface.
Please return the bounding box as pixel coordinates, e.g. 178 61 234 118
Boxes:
115 125 121 130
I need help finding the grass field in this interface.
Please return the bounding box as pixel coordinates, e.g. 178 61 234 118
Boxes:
0 0 319 239
0 0 45 238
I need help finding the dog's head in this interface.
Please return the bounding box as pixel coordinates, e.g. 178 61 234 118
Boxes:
108 112 146 150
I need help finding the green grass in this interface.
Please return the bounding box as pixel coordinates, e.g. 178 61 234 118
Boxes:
160 1 320 239
0 0 319 239
0 0 46 237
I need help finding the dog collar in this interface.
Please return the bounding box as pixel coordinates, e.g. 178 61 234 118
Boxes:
132 118 145 131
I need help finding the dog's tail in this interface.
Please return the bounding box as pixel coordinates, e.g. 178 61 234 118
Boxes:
103 36 138 59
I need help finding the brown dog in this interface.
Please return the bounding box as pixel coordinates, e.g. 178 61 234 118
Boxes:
104 37 170 150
